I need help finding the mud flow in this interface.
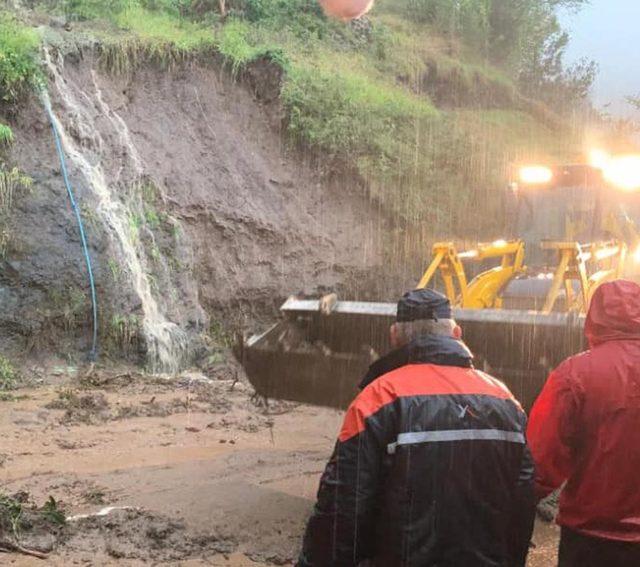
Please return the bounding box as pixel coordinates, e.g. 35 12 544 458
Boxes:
0 361 557 566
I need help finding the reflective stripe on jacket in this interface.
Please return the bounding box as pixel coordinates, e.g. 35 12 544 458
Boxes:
298 335 535 566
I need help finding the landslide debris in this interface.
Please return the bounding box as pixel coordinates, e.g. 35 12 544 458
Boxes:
45 390 111 424
0 492 237 563
66 508 237 562
41 365 286 432
0 492 66 558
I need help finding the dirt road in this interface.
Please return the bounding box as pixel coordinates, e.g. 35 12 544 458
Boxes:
0 367 559 565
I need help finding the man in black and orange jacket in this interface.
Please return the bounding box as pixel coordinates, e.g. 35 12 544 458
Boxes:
298 289 535 566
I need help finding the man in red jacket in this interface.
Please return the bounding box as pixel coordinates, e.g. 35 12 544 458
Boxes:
528 280 640 566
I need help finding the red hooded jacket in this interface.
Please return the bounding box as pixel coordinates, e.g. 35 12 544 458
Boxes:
528 280 640 541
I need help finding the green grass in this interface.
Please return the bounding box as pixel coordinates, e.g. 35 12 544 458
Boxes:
0 167 33 257
144 207 161 229
0 124 13 146
114 5 214 48
0 12 42 104
0 392 29 402
35 2 216 73
0 167 33 213
0 355 18 390
139 178 160 203
108 313 140 353
216 15 463 223
216 19 286 75
61 0 130 21
283 61 437 160
127 211 142 241
97 17 215 73
209 318 233 348
107 257 121 281
0 492 23 538
0 492 66 543
217 19 264 72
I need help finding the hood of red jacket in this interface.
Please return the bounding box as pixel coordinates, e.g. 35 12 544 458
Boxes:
585 280 640 347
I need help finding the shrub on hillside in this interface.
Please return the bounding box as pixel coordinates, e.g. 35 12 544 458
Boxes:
0 124 13 146
0 13 41 103
282 63 437 161
62 0 131 20
0 355 18 390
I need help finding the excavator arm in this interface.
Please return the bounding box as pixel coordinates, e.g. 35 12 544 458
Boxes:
541 240 626 313
417 240 525 309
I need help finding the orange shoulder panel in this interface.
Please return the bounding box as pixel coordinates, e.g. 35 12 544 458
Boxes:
339 364 516 442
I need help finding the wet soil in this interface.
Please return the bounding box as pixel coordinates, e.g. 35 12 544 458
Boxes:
2 48 394 359
0 367 559 566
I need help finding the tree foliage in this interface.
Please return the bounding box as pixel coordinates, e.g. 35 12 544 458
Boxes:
514 1 596 111
395 0 594 109
628 95 640 111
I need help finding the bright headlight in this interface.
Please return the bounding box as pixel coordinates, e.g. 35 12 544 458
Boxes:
603 155 640 191
589 149 610 170
519 166 553 185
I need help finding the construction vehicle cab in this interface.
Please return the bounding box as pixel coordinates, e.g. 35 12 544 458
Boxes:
503 163 636 311
241 160 640 411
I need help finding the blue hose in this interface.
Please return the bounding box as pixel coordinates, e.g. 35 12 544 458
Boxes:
44 99 99 360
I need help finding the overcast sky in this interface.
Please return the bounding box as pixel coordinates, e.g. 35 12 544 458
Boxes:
561 0 640 117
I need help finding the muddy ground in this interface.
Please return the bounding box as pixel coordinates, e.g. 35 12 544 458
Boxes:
0 363 559 566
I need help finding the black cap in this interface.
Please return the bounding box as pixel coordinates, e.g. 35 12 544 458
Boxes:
396 289 452 322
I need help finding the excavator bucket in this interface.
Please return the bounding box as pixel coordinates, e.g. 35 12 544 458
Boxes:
241 297 585 410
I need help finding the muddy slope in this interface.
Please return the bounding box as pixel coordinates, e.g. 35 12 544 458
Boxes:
1 47 388 365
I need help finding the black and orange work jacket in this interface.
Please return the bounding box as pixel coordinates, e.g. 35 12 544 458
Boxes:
298 334 535 566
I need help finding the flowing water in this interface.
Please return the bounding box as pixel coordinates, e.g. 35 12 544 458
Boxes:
42 47 188 373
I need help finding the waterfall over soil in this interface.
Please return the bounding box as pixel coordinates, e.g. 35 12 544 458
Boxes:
42 48 189 372
2 47 388 366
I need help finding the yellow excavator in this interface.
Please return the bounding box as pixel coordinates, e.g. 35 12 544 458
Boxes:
241 159 640 410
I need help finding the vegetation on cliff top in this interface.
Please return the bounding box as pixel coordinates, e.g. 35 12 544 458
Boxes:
0 12 40 104
0 0 603 231
0 12 41 142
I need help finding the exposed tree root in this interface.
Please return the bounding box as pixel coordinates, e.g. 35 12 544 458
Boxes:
0 539 49 559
